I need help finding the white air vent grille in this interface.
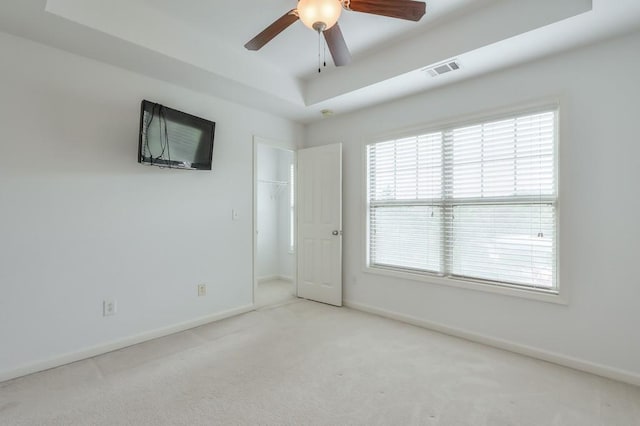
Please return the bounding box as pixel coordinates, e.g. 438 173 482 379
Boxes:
424 60 461 77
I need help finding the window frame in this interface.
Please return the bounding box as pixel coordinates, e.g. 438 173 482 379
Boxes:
362 103 565 305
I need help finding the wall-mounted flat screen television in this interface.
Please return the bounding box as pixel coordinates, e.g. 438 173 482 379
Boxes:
138 100 215 170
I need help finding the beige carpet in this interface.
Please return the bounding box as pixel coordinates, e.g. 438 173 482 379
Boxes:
255 279 295 308
1 300 639 425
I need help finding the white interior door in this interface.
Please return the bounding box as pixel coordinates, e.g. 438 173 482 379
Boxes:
297 143 342 306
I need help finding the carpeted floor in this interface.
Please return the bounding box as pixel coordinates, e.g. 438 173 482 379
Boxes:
1 300 639 425
255 279 295 308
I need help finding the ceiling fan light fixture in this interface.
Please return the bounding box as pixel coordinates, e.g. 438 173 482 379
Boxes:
297 0 343 32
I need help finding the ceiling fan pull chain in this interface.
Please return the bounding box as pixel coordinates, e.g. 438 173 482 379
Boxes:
323 35 327 68
318 29 322 73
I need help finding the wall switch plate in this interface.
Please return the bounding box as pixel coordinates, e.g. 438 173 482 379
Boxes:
103 299 117 316
198 284 207 297
232 209 239 221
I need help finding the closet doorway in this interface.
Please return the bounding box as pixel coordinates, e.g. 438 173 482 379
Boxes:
253 141 296 307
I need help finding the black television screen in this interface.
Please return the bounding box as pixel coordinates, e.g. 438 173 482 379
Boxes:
138 100 215 170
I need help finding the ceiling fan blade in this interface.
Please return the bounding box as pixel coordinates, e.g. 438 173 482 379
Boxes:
346 0 426 21
323 23 351 67
244 9 299 51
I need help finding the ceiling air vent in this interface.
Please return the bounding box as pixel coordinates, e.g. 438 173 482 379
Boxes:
424 60 461 77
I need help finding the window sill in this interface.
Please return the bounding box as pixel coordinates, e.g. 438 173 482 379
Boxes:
363 265 567 305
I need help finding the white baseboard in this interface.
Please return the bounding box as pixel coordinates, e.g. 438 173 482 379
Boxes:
257 275 293 283
257 275 278 283
0 304 254 383
344 300 640 387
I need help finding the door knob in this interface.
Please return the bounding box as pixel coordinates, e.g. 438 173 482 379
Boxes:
332 230 342 236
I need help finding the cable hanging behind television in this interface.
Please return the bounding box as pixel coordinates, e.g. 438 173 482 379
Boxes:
138 100 216 171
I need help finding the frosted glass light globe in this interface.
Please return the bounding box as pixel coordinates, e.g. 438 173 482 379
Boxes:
297 0 343 31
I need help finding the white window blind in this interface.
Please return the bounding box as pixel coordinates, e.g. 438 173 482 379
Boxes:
367 110 557 292
368 133 444 273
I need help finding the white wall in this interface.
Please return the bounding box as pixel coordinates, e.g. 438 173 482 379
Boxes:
256 144 279 279
305 32 640 379
0 31 302 379
277 150 295 280
256 144 294 281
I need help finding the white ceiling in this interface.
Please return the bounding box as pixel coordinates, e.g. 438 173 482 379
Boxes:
1 0 639 123
138 0 484 79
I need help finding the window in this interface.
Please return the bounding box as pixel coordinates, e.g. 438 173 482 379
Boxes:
366 110 557 293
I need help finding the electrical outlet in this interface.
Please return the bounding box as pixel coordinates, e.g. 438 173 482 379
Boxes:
198 284 207 297
103 299 117 316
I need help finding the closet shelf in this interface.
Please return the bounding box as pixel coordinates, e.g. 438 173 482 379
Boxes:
258 179 289 185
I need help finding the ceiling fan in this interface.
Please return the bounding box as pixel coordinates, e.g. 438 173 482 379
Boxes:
244 0 427 68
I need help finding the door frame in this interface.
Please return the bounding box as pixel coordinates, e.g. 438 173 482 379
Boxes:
252 136 298 307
